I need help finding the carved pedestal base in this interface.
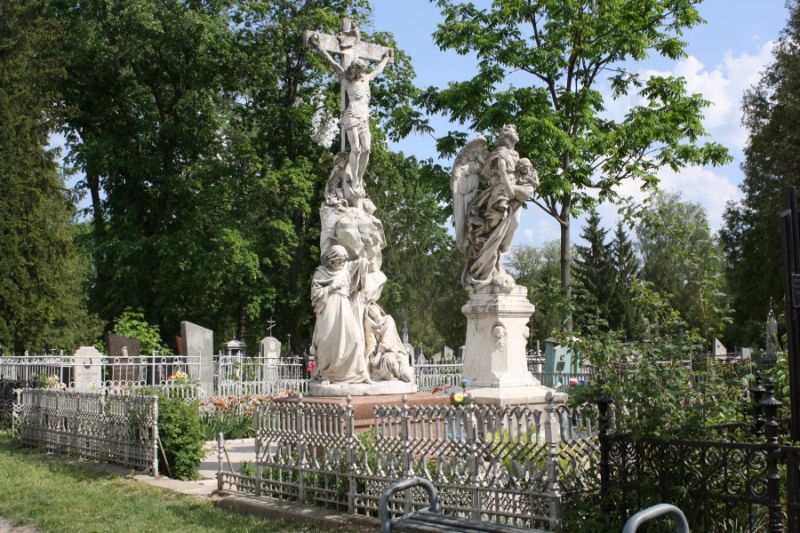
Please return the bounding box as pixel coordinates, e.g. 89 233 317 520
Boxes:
462 285 540 388
308 380 418 397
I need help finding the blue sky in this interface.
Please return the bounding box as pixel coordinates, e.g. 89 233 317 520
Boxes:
369 0 791 246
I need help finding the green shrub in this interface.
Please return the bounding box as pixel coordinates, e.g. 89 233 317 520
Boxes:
157 395 205 480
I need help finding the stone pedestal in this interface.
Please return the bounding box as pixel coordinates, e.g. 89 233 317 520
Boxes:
461 285 566 411
278 392 448 433
462 285 539 388
308 380 417 397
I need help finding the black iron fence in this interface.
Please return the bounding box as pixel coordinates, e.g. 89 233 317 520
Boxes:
594 376 799 532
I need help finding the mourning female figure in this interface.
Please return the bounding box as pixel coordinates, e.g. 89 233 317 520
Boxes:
310 245 372 383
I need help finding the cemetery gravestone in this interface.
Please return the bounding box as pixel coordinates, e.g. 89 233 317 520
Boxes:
181 321 213 395
106 333 141 384
73 346 102 391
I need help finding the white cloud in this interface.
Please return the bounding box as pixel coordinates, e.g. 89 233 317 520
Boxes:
617 41 774 151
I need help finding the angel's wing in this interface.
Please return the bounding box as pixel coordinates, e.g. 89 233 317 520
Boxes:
451 137 488 251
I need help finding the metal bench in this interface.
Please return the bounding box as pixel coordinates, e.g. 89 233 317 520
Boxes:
379 478 690 533
378 477 551 533
622 503 689 533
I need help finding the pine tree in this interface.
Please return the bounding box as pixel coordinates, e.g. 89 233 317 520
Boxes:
721 0 800 345
609 221 640 338
573 209 614 330
0 1 101 353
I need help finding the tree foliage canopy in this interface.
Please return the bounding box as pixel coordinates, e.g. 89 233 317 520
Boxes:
424 0 730 330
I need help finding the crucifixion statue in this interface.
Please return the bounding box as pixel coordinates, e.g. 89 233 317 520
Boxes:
304 19 393 193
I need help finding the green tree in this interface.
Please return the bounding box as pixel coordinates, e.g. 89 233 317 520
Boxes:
56 0 441 352
424 0 730 331
573 209 614 330
365 143 464 354
721 1 800 346
637 192 730 338
0 1 101 354
505 241 567 341
112 308 169 354
609 221 641 338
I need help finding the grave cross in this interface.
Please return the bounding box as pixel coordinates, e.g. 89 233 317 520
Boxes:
303 18 393 152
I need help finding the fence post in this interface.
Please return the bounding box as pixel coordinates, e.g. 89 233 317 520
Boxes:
217 432 225 492
751 372 766 436
151 396 159 478
463 400 482 522
595 395 613 516
297 393 306 502
761 378 783 533
345 394 356 514
544 392 562 530
255 403 262 497
12 388 22 437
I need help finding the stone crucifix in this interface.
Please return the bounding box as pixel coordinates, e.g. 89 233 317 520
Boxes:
304 19 393 193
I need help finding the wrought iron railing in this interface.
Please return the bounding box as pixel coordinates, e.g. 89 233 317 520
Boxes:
16 388 159 475
217 393 599 530
413 363 463 392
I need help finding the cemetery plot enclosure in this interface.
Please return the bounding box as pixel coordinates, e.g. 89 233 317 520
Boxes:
16 389 158 475
217 395 600 531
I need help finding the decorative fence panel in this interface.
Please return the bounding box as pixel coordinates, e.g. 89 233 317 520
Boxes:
16 389 158 475
413 363 463 392
605 435 771 531
215 356 307 397
0 354 200 391
218 395 600 530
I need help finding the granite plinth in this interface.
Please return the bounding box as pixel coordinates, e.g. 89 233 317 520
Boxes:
308 380 417 397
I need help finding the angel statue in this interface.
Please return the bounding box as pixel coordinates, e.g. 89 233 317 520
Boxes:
451 124 539 291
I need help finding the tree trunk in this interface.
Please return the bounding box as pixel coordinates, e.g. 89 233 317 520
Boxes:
560 198 572 332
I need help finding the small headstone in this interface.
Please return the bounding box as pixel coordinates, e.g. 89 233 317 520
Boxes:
443 345 454 361
260 337 281 366
712 338 727 357
73 346 102 391
181 321 213 396
106 333 141 384
741 347 752 361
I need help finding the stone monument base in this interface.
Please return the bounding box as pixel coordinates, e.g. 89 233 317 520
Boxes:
277 392 447 433
469 385 567 408
308 380 418 397
462 284 540 388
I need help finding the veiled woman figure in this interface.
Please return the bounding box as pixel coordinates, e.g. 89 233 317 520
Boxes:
310 245 371 383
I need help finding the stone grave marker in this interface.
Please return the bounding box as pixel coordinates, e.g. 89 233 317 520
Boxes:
73 346 102 391
181 321 213 396
106 333 141 384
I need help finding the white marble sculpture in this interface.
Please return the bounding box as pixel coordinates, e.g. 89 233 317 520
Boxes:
452 124 539 291
304 19 415 396
452 126 561 407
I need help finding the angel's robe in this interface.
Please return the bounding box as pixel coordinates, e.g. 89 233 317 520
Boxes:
465 146 524 286
310 258 371 383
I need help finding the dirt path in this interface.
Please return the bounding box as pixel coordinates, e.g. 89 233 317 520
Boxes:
0 518 38 533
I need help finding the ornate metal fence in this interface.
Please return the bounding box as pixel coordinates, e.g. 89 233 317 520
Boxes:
413 363 463 392
0 354 201 391
217 394 599 530
16 389 159 475
215 355 307 396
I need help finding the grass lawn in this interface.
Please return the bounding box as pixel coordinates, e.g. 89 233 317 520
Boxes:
0 432 355 532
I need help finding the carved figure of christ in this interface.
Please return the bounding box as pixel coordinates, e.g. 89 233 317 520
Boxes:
304 23 393 193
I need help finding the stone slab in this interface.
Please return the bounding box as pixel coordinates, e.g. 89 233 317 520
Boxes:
181 321 213 396
308 380 417 397
277 392 450 433
73 346 102 391
468 386 567 408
